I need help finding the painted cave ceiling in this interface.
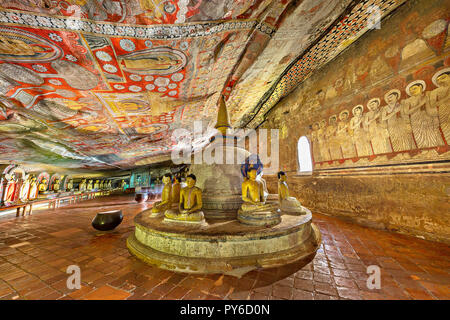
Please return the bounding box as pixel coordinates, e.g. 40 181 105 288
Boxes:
0 0 406 170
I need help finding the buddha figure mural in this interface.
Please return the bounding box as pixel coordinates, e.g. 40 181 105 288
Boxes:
350 105 373 157
147 173 172 218
237 167 280 227
336 110 356 159
19 175 31 202
310 122 322 162
79 179 87 192
317 119 331 161
277 171 305 215
164 174 205 223
429 68 450 144
326 115 343 160
28 176 38 200
381 89 416 152
364 98 393 154
403 80 444 149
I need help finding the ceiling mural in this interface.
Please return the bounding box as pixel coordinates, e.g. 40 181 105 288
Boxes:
0 0 407 170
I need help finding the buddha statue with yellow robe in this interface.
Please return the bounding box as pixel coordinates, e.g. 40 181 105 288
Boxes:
52 179 60 193
165 174 205 223
67 179 73 191
19 175 31 202
87 179 93 191
278 171 305 215
28 176 38 200
171 175 181 205
238 168 281 226
94 180 100 190
146 173 172 218
38 178 48 194
79 179 87 192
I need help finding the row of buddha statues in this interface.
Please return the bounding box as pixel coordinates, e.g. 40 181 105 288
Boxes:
145 168 305 226
1 173 126 206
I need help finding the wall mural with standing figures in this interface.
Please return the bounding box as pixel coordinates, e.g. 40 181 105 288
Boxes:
264 0 450 170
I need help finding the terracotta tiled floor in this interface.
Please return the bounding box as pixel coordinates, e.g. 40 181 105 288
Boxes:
0 194 449 300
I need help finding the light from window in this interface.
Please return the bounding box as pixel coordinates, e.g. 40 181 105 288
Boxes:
298 136 313 173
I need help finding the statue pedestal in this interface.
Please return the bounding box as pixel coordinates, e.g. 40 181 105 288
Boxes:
237 209 281 227
127 208 320 277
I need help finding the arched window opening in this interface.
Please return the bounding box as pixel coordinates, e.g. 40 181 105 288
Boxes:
298 136 313 173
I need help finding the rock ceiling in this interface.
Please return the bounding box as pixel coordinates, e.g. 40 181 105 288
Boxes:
0 0 405 170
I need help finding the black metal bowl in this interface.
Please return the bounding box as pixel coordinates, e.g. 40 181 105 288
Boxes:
135 193 148 203
92 210 123 231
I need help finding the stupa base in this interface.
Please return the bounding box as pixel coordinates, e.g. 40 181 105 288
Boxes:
127 208 321 277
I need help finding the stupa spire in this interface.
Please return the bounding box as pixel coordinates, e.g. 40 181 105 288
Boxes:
214 95 231 136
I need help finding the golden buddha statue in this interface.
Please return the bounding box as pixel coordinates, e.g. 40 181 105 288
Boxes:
147 173 172 218
67 179 73 191
238 168 280 226
94 180 100 190
53 179 60 192
171 175 181 204
79 178 87 192
28 176 38 200
87 179 93 191
277 171 305 215
120 180 126 190
99 180 104 190
165 174 205 223
107 180 112 189
38 178 48 194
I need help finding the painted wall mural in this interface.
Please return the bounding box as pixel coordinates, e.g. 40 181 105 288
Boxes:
263 0 450 170
0 0 407 170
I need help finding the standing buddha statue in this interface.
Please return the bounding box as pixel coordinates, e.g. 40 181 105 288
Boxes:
28 176 38 200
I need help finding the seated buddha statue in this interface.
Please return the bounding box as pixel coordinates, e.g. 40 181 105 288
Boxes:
120 180 126 190
238 168 280 226
87 179 93 191
171 175 181 205
107 180 112 189
67 179 73 191
165 174 205 223
146 173 172 218
38 178 48 194
278 171 305 215
53 179 60 193
99 180 104 190
79 179 87 192
94 180 100 190
28 176 38 200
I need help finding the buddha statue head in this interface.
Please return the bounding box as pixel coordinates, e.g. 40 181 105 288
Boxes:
186 174 196 188
162 173 172 185
278 171 287 182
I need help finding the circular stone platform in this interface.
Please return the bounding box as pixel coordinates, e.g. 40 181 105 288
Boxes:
127 208 321 277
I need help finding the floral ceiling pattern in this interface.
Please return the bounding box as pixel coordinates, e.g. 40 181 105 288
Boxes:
0 0 406 170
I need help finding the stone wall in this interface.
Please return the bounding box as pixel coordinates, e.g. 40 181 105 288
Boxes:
261 0 450 244
264 173 450 244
